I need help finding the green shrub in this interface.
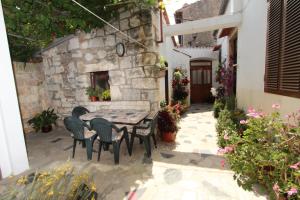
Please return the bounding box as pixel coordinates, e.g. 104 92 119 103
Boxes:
218 106 300 200
216 108 237 147
213 99 225 118
225 95 237 112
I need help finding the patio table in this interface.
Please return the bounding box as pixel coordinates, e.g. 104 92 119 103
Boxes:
80 109 149 125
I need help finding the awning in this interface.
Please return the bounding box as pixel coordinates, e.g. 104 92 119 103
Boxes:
219 27 235 38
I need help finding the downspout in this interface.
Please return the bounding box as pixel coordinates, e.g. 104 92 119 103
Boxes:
156 0 164 44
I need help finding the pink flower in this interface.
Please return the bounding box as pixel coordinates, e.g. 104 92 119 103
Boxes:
217 148 226 155
220 160 225 168
259 112 266 117
290 162 300 170
272 103 280 109
240 120 248 124
218 146 234 155
224 133 230 140
287 187 298 197
247 107 256 113
224 146 234 153
273 183 280 194
285 114 291 119
246 112 261 118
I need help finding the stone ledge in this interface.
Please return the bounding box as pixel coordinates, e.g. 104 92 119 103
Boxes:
82 101 151 111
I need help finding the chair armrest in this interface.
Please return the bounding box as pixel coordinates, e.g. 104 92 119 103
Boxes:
132 121 151 135
136 121 151 129
83 121 92 131
143 118 153 123
111 124 128 133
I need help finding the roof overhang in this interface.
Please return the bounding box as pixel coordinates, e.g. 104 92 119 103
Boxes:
164 14 242 37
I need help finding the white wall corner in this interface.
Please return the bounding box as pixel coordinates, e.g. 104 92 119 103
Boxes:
0 1 29 178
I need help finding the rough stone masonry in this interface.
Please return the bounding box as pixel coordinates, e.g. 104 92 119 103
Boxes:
41 7 161 118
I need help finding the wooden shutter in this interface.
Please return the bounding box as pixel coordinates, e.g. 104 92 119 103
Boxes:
265 0 283 91
281 0 300 94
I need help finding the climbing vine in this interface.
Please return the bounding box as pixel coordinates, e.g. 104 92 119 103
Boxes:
2 0 157 62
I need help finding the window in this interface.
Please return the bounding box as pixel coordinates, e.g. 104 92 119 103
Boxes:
90 71 110 93
265 0 300 98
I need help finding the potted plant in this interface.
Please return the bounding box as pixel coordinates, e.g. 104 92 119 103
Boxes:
157 56 168 77
101 89 111 101
157 109 178 142
28 108 58 133
85 86 99 102
172 68 190 104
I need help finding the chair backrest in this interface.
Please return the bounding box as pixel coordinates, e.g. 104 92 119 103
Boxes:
90 118 114 143
150 112 159 134
72 106 90 118
64 116 85 140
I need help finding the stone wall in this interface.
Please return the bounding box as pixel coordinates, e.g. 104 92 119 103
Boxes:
175 0 222 47
13 62 50 133
42 8 160 118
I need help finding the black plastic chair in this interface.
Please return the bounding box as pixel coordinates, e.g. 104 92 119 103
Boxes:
72 106 90 118
129 112 158 158
64 116 97 160
90 118 130 164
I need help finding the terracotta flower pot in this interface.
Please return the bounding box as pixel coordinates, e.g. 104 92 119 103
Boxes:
162 132 176 142
41 125 52 133
90 96 98 102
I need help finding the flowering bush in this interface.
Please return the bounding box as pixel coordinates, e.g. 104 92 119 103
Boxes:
172 68 190 103
157 109 178 134
217 105 300 200
211 86 225 100
215 59 235 96
1 163 97 200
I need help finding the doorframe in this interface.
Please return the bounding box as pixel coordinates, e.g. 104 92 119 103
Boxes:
189 59 213 104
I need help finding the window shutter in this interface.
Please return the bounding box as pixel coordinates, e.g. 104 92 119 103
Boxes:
281 0 300 93
265 0 283 91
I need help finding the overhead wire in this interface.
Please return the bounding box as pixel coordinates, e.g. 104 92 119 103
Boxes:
71 0 148 50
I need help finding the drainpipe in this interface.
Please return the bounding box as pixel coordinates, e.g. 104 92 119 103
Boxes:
156 0 164 43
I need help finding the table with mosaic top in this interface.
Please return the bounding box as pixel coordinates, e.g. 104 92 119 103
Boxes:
80 109 149 125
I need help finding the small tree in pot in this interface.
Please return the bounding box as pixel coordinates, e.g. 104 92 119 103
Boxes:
28 108 58 133
157 108 179 142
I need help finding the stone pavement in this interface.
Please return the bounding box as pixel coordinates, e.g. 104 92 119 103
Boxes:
1 104 267 200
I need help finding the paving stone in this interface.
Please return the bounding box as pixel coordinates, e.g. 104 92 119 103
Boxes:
5 105 266 200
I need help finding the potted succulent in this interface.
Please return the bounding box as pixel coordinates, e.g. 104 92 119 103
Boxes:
86 86 100 102
28 108 58 133
157 109 178 142
101 89 111 101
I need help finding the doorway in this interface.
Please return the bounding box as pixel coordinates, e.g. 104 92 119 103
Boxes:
190 60 212 103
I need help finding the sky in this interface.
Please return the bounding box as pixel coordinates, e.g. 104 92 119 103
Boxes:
163 0 199 25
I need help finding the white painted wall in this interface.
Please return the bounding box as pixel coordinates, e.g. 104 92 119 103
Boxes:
236 0 300 115
160 36 218 105
0 2 29 178
217 36 230 66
